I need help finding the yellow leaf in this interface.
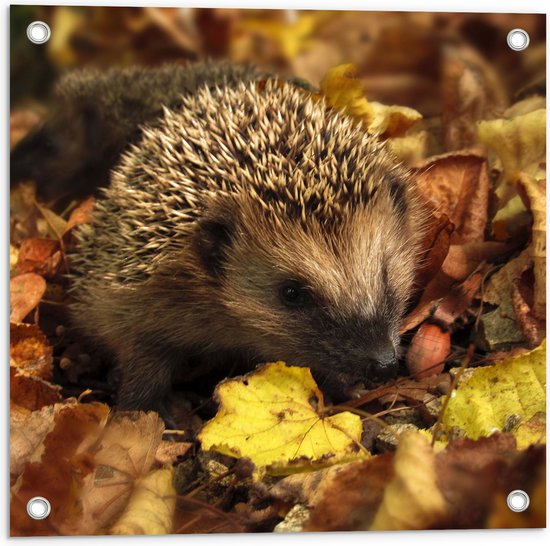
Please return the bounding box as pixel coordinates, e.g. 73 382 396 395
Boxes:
109 466 176 535
319 64 422 137
198 362 367 476
491 194 531 241
237 14 320 60
442 340 546 444
513 413 546 450
477 108 546 184
370 432 447 530
369 101 423 138
320 64 373 125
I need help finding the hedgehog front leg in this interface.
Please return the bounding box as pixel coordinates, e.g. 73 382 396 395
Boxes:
114 338 182 426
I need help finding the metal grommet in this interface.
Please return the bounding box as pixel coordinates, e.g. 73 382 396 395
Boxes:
26 496 51 520
507 489 530 512
26 21 51 44
507 28 530 51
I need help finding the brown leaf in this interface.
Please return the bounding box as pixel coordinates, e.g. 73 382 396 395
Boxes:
10 273 46 323
517 174 546 320
10 367 61 412
66 196 95 232
305 455 394 531
414 152 490 244
435 435 545 529
441 44 508 151
155 441 192 466
402 242 511 333
17 238 62 277
432 269 484 326
413 212 454 291
511 265 545 348
35 202 69 241
370 432 447 530
10 323 53 380
10 403 110 536
441 241 512 281
66 411 166 536
9 401 74 482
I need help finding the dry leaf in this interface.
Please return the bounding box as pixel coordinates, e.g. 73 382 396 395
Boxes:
441 340 546 445
10 273 46 322
10 401 74 481
17 238 62 277
199 362 367 475
477 108 546 183
73 412 166 535
441 44 507 151
10 402 110 536
305 455 394 531
110 467 176 535
10 367 61 412
10 323 53 379
414 152 490 244
370 432 447 530
517 174 546 320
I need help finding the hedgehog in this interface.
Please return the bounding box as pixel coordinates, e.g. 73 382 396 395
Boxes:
68 74 427 418
10 61 261 204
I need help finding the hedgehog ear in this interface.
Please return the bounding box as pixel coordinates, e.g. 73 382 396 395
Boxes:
196 212 235 276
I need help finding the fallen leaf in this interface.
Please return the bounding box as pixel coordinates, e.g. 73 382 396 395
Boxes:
387 131 430 166
73 412 166 535
66 196 95 231
414 152 490 244
9 401 73 481
441 44 507 151
35 202 68 241
109 466 176 535
370 432 447 530
319 64 373 125
368 101 422 138
10 323 53 380
412 212 454 293
319 64 422 137
305 455 394 531
434 434 543 529
432 269 484 327
511 267 545 348
477 108 546 183
16 238 62 277
10 367 61 412
517 174 545 320
10 273 46 322
441 340 546 443
198 362 367 476
10 402 110 536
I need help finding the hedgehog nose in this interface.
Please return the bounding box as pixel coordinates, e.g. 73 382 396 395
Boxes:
370 349 399 382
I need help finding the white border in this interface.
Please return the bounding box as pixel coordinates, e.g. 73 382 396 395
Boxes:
1 1 548 546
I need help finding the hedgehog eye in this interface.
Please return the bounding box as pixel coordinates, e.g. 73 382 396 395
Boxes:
279 281 311 308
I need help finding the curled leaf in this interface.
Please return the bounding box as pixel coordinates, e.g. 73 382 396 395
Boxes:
110 467 176 535
370 432 447 530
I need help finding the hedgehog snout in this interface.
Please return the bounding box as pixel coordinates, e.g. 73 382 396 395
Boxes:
368 348 399 382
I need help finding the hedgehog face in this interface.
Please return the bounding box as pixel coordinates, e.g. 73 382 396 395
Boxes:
199 191 421 399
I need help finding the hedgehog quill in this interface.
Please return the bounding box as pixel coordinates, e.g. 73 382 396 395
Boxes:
64 65 428 418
